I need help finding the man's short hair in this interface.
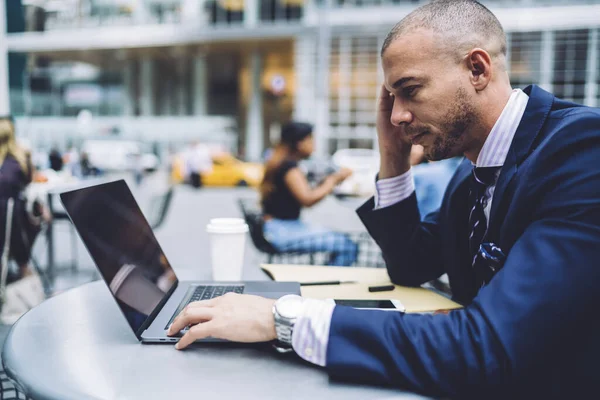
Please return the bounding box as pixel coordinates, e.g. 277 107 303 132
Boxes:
381 0 507 64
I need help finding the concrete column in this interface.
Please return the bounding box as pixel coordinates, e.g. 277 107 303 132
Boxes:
157 62 171 116
314 0 332 156
0 0 10 115
293 35 317 122
193 54 208 115
175 57 187 116
585 29 598 107
303 0 318 25
182 0 201 24
377 33 385 86
539 30 554 93
122 60 136 116
245 50 263 161
139 57 155 116
132 0 150 24
159 80 171 115
338 37 352 130
244 0 258 28
375 33 385 151
168 76 177 115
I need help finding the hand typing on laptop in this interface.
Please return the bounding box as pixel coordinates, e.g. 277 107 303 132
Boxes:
167 293 277 349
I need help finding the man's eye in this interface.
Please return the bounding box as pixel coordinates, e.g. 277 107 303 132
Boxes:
403 86 419 97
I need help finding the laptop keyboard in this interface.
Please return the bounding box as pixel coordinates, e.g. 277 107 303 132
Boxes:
165 285 244 330
189 285 244 302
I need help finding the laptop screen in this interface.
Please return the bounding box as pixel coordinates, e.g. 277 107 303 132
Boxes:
60 180 178 336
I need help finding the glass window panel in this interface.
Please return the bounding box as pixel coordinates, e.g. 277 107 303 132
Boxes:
329 34 379 151
553 29 589 104
509 31 542 89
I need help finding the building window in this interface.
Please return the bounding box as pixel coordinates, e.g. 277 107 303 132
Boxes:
553 29 589 104
509 31 543 90
329 35 379 152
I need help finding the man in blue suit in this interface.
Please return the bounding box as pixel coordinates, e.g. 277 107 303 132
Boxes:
168 1 600 398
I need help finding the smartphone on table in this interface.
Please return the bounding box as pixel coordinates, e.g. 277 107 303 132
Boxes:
325 299 405 312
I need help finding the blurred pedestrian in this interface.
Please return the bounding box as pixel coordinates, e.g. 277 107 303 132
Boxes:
64 145 80 176
48 147 63 172
260 122 358 266
0 117 45 279
184 140 212 188
79 151 100 178
132 153 144 186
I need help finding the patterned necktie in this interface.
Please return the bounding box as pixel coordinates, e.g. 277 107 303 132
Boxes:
468 167 500 269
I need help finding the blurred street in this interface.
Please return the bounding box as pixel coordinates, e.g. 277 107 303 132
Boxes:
38 170 369 294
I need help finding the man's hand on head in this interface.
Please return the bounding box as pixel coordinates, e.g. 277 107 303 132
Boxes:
167 293 277 350
377 84 412 179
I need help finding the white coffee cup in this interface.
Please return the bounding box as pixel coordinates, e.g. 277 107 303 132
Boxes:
206 218 249 281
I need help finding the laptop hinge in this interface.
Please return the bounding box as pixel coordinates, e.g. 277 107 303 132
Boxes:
136 279 179 339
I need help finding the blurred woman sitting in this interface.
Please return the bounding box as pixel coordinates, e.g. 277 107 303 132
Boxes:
0 117 43 279
260 122 358 266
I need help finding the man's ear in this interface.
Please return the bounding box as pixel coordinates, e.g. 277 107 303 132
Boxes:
465 49 492 91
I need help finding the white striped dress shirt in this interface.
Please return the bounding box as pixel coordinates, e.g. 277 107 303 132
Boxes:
291 299 335 366
291 89 529 367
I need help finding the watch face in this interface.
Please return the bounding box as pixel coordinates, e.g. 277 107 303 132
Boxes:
276 295 304 319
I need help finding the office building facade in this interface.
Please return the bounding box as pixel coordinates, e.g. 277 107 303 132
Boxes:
4 0 600 159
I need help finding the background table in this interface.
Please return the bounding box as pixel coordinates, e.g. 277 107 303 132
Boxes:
2 281 431 400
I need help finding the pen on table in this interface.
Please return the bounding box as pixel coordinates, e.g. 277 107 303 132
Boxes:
300 280 357 286
368 284 395 292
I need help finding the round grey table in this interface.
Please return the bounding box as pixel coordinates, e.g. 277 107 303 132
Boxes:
2 281 429 400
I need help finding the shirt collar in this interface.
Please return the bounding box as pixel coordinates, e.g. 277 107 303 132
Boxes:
475 89 529 168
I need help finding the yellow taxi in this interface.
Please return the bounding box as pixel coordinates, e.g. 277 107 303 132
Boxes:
171 152 264 187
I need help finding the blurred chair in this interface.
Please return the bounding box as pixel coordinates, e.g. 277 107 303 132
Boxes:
238 198 385 267
1 198 51 297
238 198 321 265
49 209 78 274
351 231 385 268
237 198 284 261
147 187 175 231
0 367 30 400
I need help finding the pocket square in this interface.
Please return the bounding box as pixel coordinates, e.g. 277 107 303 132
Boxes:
479 242 506 272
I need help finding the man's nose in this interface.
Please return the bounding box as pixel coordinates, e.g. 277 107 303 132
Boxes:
390 99 413 126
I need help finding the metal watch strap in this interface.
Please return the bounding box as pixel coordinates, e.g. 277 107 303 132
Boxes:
273 304 295 351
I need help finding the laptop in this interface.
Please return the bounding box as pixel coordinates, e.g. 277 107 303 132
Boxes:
59 179 300 343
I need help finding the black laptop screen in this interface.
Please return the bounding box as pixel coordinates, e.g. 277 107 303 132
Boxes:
60 180 178 335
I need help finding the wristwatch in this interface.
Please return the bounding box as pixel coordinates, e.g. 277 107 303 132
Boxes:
272 294 305 352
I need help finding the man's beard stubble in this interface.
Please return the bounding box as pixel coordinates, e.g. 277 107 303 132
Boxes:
424 87 478 161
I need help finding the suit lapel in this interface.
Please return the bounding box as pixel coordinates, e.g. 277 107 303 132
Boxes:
487 85 555 236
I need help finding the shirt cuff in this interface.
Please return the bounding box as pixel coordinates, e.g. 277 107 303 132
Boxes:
375 169 415 209
291 299 335 367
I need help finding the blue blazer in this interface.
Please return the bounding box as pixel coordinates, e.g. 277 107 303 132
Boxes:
326 86 600 399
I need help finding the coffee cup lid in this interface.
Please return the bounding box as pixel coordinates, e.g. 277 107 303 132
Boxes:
206 223 249 234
